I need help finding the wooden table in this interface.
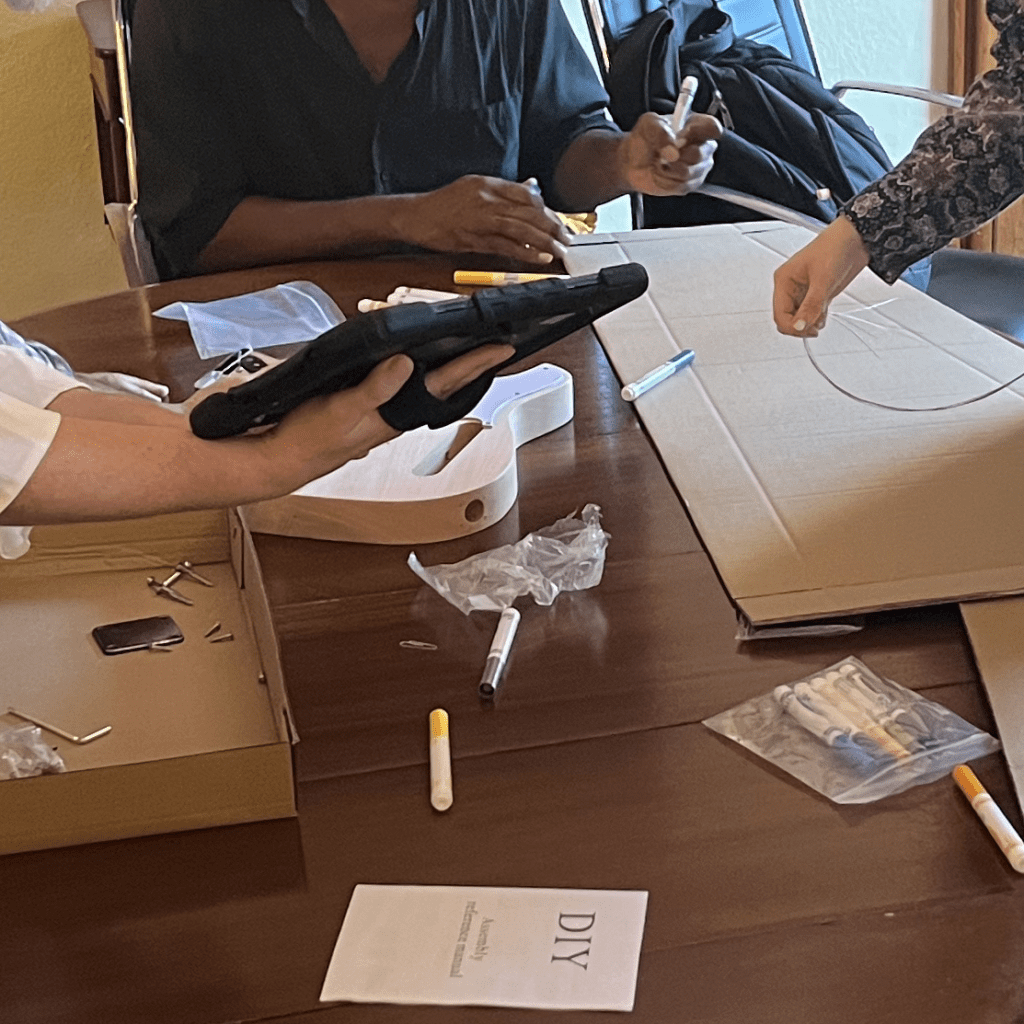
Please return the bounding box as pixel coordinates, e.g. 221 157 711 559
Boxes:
4 255 1022 1024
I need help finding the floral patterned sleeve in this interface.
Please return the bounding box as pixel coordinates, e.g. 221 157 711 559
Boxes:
842 0 1024 283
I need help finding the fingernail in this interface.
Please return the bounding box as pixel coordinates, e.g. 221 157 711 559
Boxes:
537 252 554 264
793 319 806 332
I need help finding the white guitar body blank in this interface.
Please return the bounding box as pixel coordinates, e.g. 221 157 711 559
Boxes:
241 363 574 544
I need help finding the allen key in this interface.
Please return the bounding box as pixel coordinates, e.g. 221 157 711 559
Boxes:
173 561 214 587
8 708 112 744
147 576 194 605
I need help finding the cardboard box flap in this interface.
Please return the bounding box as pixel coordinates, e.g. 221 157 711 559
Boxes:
566 225 1024 626
0 509 231 580
231 510 296 744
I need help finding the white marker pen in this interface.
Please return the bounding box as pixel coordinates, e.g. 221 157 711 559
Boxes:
479 607 521 698
356 298 396 312
670 75 700 136
429 708 453 812
388 286 462 303
621 348 695 401
773 685 843 745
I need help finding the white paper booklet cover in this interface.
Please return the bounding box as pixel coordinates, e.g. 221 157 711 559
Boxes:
320 884 649 1011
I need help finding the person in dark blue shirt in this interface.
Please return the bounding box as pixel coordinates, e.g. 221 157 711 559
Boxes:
131 0 721 280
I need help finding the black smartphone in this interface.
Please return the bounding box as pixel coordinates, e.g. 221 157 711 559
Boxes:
92 615 184 655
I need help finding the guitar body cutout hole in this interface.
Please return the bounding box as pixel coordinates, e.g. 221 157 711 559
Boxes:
412 422 484 477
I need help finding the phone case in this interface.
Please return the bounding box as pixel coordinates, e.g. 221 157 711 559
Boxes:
92 615 184 655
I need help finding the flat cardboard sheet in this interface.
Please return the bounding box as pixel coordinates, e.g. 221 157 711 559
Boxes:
960 598 1024 816
566 224 1024 625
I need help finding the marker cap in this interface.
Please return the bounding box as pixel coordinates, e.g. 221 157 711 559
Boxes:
429 708 449 739
953 764 985 800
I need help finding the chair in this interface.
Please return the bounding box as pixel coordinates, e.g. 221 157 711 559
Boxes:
76 0 158 287
579 0 1024 343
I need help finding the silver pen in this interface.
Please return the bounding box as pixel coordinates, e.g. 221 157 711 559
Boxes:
479 607 521 698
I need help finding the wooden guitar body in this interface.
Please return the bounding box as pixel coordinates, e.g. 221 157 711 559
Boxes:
241 364 574 544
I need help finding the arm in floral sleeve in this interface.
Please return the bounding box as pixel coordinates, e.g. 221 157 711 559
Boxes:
844 0 1024 283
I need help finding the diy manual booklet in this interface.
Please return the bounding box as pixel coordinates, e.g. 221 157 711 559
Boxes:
319 884 648 1011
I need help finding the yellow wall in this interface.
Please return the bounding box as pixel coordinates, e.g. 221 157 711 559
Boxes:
0 1 126 321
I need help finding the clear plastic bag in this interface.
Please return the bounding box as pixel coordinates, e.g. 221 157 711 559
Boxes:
703 656 1001 804
153 280 344 358
0 725 66 780
408 504 610 614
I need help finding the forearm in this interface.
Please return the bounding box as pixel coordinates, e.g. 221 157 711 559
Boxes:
1 345 512 527
552 129 631 211
0 417 300 526
194 194 428 274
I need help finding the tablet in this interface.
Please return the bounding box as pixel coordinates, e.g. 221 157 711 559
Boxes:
189 262 648 440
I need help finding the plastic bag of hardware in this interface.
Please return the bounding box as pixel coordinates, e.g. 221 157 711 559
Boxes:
0 725 66 780
408 503 610 614
703 656 1001 804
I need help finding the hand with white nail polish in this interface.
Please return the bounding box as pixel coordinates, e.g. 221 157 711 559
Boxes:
772 214 871 337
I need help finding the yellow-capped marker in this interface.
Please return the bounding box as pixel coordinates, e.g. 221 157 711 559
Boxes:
429 709 453 812
453 271 567 286
954 764 1024 873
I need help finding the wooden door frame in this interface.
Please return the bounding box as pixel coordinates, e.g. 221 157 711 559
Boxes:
950 0 1024 253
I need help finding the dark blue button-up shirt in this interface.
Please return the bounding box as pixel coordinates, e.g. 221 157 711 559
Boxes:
132 0 612 279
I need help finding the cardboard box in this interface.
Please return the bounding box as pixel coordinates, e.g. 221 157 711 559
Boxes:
567 224 1024 626
0 508 296 856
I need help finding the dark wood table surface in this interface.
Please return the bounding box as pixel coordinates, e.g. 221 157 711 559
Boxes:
4 255 1023 1024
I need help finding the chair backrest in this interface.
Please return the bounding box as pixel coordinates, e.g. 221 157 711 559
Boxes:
76 0 157 284
112 0 139 205
719 0 818 78
590 0 820 80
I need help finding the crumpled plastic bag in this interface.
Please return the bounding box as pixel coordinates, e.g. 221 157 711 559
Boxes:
408 504 610 614
153 280 344 358
0 725 66 780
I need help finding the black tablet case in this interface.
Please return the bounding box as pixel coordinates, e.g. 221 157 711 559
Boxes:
189 263 649 439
